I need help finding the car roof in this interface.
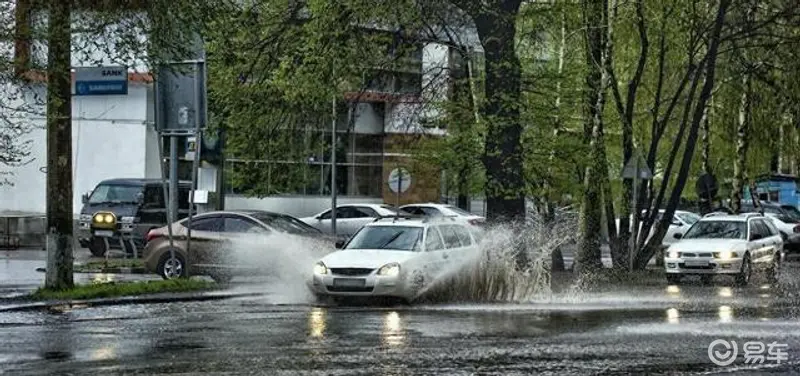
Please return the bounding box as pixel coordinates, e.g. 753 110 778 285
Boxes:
700 213 765 222
190 210 293 219
98 178 192 187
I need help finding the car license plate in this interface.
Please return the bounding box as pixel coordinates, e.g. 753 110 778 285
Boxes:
94 230 114 238
333 278 366 288
684 260 708 267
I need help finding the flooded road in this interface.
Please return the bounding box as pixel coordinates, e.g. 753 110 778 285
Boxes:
3 262 800 375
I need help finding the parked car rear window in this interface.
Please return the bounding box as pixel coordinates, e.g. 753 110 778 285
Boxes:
250 213 321 234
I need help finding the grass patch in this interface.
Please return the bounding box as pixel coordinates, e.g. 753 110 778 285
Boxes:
75 259 144 272
30 278 217 301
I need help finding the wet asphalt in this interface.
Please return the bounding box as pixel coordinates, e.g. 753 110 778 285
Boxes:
2 252 800 375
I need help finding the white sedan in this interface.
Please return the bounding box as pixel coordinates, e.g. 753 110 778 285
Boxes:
308 218 479 303
300 204 410 240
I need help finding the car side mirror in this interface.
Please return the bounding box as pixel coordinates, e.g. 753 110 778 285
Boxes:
335 239 345 249
135 192 144 205
81 192 90 204
673 233 683 239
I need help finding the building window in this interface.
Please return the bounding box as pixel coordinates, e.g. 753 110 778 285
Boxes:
225 129 384 198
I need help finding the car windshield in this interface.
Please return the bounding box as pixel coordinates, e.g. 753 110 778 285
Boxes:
445 205 474 216
683 221 747 240
780 205 800 222
676 212 701 225
344 226 423 251
88 184 142 204
250 212 321 234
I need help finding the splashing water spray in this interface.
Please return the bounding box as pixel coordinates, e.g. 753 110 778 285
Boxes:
416 211 579 303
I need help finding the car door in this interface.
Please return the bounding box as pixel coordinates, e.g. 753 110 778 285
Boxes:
754 219 780 266
422 226 446 277
185 215 225 268
747 219 769 265
450 224 477 262
438 224 464 266
219 215 271 273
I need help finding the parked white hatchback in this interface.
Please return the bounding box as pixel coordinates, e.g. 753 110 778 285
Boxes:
308 217 479 303
664 213 783 286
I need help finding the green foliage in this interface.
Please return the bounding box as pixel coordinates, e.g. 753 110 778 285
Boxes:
30 279 217 301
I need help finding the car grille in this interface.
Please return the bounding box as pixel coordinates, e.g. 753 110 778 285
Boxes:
681 252 713 258
679 263 716 270
326 286 375 292
330 268 374 276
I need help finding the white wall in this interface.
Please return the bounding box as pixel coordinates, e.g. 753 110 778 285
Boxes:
225 195 384 219
0 84 157 215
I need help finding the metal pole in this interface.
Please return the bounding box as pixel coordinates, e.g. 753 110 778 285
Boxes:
185 62 203 277
157 133 177 276
629 157 638 272
396 169 401 208
331 94 337 238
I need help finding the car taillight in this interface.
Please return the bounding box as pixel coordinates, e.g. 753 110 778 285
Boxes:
793 225 800 234
145 229 160 243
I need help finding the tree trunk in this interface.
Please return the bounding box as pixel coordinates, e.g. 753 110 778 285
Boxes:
473 2 525 223
701 96 712 174
542 7 567 222
637 0 731 269
731 74 751 214
576 0 608 274
45 0 74 290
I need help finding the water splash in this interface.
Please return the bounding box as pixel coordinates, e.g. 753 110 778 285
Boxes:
221 233 334 303
417 212 579 303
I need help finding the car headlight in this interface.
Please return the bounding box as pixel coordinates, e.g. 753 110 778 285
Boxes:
377 263 400 277
714 251 736 260
313 262 328 275
667 250 679 259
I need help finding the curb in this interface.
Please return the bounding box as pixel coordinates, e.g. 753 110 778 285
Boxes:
0 291 268 313
36 267 150 274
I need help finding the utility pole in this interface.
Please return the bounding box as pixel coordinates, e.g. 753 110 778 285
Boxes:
45 0 74 289
330 94 337 238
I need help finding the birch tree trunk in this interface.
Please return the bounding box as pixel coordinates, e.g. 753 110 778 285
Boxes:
731 74 752 214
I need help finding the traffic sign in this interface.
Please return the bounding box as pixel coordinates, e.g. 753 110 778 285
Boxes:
621 150 653 180
388 168 411 193
74 66 128 96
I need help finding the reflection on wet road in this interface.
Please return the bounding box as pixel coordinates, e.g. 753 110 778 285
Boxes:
2 268 800 374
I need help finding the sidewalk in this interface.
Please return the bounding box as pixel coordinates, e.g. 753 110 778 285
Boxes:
0 248 161 299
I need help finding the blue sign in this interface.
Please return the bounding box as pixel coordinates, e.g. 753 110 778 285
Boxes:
75 80 128 96
73 66 128 96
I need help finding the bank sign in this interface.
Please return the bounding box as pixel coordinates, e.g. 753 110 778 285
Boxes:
73 66 128 96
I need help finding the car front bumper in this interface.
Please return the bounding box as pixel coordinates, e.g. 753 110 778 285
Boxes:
308 273 410 299
664 256 744 275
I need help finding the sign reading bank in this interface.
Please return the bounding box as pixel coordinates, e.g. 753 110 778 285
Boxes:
73 66 128 96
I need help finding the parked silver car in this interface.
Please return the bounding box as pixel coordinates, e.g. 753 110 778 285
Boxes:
300 204 411 240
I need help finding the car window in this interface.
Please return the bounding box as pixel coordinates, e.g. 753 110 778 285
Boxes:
223 216 264 233
683 220 746 240
142 186 164 208
317 210 332 220
188 216 223 232
401 206 425 216
445 205 474 217
345 226 422 251
748 220 766 240
451 225 473 246
438 225 462 249
425 227 444 251
760 219 779 237
264 215 321 234
354 206 378 218
88 184 142 204
754 219 774 237
780 205 800 221
420 207 443 217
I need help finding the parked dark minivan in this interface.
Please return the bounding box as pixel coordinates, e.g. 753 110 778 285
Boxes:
78 178 193 256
